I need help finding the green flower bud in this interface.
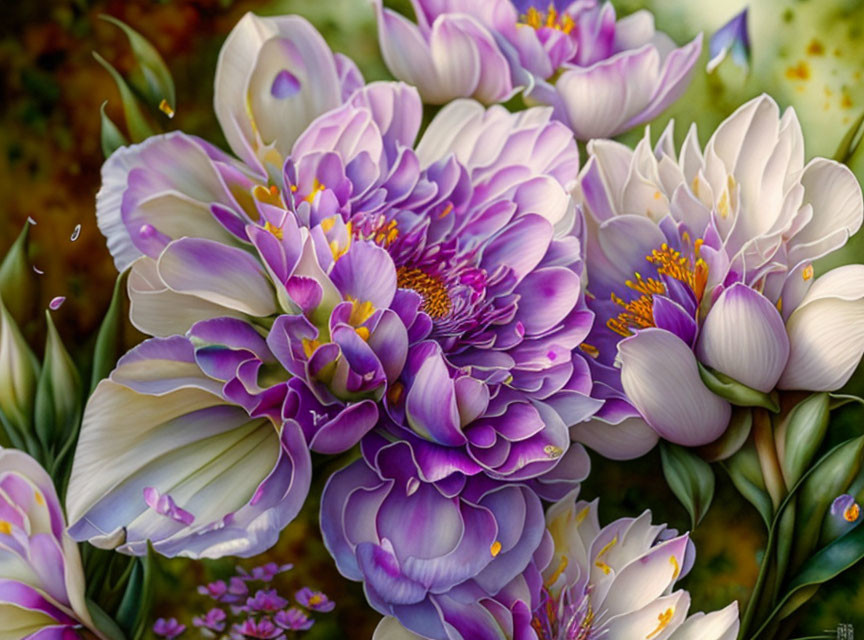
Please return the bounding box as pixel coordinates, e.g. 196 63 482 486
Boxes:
781 393 830 488
0 297 39 436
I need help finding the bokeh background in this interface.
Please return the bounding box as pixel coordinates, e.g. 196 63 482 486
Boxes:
1 0 864 637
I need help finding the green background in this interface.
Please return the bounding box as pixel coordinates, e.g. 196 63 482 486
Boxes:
2 0 864 637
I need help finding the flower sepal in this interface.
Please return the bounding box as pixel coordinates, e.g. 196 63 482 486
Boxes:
697 363 780 413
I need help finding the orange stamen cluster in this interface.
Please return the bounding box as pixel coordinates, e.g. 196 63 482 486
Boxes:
607 242 708 338
522 5 576 33
397 267 451 319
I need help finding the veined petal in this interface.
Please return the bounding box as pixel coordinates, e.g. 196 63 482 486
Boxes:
619 329 731 446
696 284 789 392
570 416 659 460
372 617 426 640
779 264 864 391
669 601 739 640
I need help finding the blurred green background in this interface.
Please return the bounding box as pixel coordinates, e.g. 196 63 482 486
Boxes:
1 0 864 637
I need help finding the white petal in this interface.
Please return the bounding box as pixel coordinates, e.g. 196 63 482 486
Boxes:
697 284 789 392
372 617 426 640
570 417 659 460
604 590 690 640
779 265 864 391
669 601 740 640
619 329 731 446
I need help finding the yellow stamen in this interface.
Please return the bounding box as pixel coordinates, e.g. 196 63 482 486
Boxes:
580 342 599 358
844 502 861 522
397 267 451 319
595 560 612 575
647 608 675 639
264 221 283 240
670 555 680 579
547 555 569 585
520 4 574 34
321 217 336 232
388 381 404 405
0 520 11 535
490 541 502 557
159 99 175 118
304 179 326 204
355 326 370 341
802 264 814 281
575 506 590 524
34 491 44 507
349 299 376 325
308 594 323 606
302 338 320 359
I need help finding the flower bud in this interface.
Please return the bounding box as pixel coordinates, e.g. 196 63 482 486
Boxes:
781 393 830 487
0 297 39 437
0 223 35 323
819 494 862 546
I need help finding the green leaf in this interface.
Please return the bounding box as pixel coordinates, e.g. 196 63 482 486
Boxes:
751 524 864 637
0 296 40 439
660 442 716 528
100 100 129 158
86 597 127 640
725 442 774 528
114 552 153 640
34 311 82 460
91 270 129 392
99 15 176 116
782 393 830 488
0 223 34 322
697 363 780 412
92 51 155 142
699 407 752 462
833 110 864 164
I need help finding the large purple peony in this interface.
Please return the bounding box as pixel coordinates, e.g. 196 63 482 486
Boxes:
68 13 599 559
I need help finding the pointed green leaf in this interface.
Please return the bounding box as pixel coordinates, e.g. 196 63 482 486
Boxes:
698 363 780 412
0 296 40 437
91 270 129 392
92 51 155 142
86 597 127 640
660 442 716 528
99 15 175 115
782 393 830 488
726 442 774 528
115 552 153 640
833 110 864 164
0 223 34 322
34 310 82 460
100 100 129 158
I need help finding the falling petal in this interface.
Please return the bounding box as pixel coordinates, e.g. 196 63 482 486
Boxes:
49 296 66 310
707 8 751 73
159 98 176 118
27 216 37 225
70 224 82 241
33 265 44 275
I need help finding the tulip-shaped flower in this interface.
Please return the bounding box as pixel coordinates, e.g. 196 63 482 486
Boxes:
572 94 864 457
372 489 740 640
372 0 702 139
0 448 103 639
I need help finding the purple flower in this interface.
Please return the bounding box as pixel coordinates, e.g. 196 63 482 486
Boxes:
246 589 289 613
153 617 186 639
193 608 228 632
0 448 100 639
231 618 284 640
372 0 702 139
294 587 334 612
198 581 228 600
707 8 750 73
274 608 315 631
65 336 312 559
573 95 864 457
238 562 293 582
320 440 547 639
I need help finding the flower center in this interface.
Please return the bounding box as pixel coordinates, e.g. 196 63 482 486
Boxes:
530 586 595 640
397 267 452 319
521 5 575 33
606 241 708 338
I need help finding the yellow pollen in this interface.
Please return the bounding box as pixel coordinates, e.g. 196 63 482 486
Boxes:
304 179 326 204
596 536 617 560
355 326 370 341
397 267 451 319
670 555 680 579
718 190 730 218
595 560 612 575
349 298 376 325
544 444 563 458
308 594 323 606
521 5 574 33
0 520 11 535
290 184 299 192
159 99 175 118
330 239 350 261
653 190 662 200
845 503 861 522
321 217 336 232
439 203 454 219
580 342 599 358
575 506 590 524
490 541 502 557
776 297 783 313
647 608 675 639
34 491 44 507
606 242 708 337
253 184 283 207
802 264 814 281
547 555 569 585
302 338 320 359
264 221 283 240
388 381 404 405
